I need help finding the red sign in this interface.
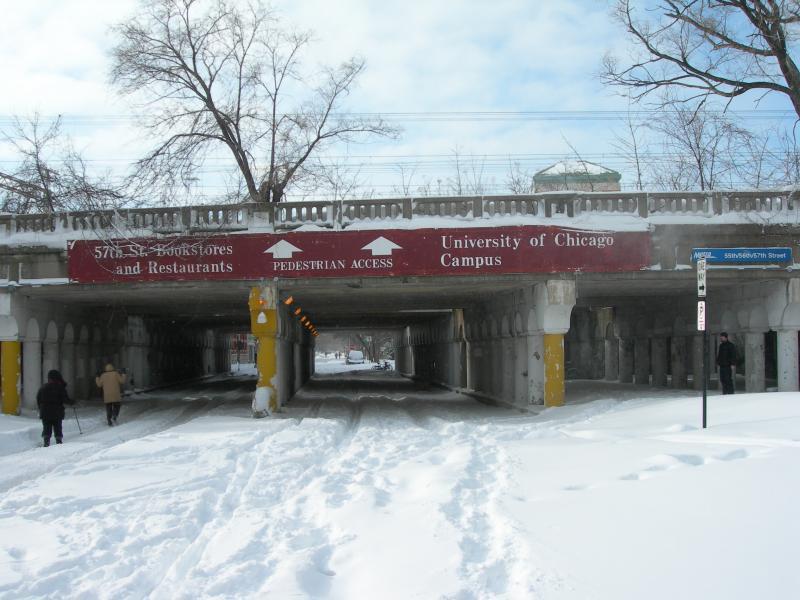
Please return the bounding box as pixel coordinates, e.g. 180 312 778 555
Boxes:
67 226 651 283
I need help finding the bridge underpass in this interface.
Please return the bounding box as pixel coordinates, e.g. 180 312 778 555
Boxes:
1 191 800 416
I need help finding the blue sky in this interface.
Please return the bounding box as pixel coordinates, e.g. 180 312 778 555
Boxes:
0 0 795 200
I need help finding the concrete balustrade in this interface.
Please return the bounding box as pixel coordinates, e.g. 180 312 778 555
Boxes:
0 190 796 238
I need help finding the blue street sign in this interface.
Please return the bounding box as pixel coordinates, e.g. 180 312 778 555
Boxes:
691 247 793 264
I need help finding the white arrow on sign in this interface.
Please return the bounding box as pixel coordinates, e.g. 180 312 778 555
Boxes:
362 236 402 256
264 240 302 259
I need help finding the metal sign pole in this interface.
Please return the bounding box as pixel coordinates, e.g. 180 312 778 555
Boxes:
703 328 708 429
697 258 707 429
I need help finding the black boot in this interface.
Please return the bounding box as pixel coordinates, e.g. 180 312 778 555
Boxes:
108 419 113 426
43 438 50 447
56 438 63 444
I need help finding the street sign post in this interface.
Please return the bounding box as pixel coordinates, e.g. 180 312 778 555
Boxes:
691 247 795 427
697 258 707 298
697 258 708 429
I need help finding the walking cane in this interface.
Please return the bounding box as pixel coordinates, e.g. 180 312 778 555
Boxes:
73 406 82 435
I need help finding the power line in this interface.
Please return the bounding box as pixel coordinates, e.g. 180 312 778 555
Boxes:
0 109 795 126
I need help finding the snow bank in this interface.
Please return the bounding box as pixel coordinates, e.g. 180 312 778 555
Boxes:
0 377 798 599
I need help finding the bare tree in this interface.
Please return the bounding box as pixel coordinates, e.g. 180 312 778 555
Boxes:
506 160 536 194
110 0 398 204
646 103 752 189
602 1 800 117
0 115 124 214
612 111 648 191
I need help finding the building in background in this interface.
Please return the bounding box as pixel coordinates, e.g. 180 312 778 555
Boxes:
534 160 621 192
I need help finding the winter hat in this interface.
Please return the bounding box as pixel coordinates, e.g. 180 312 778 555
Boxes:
720 332 728 338
47 369 63 382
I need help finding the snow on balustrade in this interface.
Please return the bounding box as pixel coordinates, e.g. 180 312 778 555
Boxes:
647 192 710 215
572 193 641 216
275 201 331 230
483 196 540 218
725 191 796 214
413 197 473 219
0 190 797 247
341 199 406 225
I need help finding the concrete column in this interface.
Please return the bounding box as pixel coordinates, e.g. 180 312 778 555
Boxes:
651 337 667 387
744 331 766 393
501 333 515 403
22 340 42 410
276 338 292 408
514 334 527 406
249 285 278 416
526 333 544 405
491 334 503 399
634 337 650 385
42 339 59 383
534 280 575 406
544 333 565 407
691 335 705 390
60 341 76 396
604 336 619 381
75 341 89 399
776 329 799 391
618 338 634 383
1 341 21 415
671 335 688 388
294 342 303 393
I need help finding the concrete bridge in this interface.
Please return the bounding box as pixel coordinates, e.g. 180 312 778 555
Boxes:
1 189 799 416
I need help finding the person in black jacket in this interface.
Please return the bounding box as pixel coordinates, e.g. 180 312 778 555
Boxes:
716 332 738 395
37 369 74 447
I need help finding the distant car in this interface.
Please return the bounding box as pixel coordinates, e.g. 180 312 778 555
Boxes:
346 350 365 364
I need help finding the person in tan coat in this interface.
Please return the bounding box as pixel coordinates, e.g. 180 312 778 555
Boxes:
96 363 126 426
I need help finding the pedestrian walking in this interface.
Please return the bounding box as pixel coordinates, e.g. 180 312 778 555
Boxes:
37 369 74 447
96 363 126 426
716 332 738 395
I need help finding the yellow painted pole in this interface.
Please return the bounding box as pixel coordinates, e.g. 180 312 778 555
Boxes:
1 341 21 415
249 287 278 415
543 333 565 407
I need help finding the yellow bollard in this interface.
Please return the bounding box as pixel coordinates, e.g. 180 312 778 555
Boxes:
543 333 565 407
249 287 278 415
1 341 21 415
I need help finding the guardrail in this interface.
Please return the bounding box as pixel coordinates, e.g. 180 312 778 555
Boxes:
0 190 796 237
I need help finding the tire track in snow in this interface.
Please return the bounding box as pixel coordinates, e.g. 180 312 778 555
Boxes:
440 430 559 599
143 397 370 597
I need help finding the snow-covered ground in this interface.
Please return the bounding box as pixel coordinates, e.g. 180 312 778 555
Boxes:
0 361 798 599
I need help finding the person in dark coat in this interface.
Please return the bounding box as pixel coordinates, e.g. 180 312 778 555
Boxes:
37 369 74 447
716 332 738 395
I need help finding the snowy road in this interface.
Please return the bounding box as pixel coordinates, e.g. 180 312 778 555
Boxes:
1 366 799 599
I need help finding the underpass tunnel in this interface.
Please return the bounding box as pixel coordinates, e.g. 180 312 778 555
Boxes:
3 268 799 418
271 277 579 412
0 281 262 414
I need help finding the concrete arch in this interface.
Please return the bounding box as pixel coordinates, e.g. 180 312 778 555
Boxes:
501 314 511 338
526 308 537 334
605 322 617 341
513 312 524 336
63 323 75 344
673 316 689 337
489 316 499 338
0 315 19 341
719 308 738 334
45 321 59 342
634 315 651 337
747 304 769 331
25 318 41 342
653 313 671 336
780 303 800 329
